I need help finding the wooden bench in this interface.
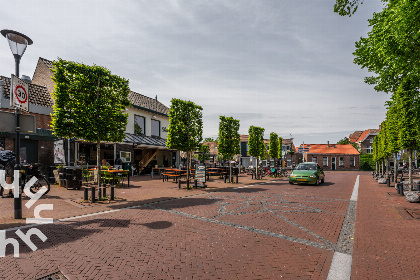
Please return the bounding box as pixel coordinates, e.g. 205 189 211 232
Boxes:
162 173 181 182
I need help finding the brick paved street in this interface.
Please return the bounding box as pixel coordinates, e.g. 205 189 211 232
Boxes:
0 172 419 279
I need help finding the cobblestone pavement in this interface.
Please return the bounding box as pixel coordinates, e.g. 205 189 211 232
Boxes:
0 171 418 279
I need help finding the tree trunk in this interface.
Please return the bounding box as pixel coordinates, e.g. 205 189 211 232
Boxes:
187 152 190 189
386 157 389 177
409 149 413 191
375 161 378 174
97 141 101 188
382 160 384 175
394 152 398 184
229 157 232 183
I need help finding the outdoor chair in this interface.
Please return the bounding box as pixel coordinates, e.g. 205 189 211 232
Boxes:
82 169 93 183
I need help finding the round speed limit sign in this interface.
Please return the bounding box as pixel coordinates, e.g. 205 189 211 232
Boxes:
14 85 28 104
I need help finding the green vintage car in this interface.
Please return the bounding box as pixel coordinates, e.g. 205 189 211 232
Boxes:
289 162 325 185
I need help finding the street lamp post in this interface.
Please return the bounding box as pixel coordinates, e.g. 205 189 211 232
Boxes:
1 29 33 219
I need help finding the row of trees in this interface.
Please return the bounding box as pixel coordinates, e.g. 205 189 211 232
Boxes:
166 100 285 185
339 0 420 190
50 61 284 188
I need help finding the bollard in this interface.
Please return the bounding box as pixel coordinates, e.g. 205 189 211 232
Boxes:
251 173 254 180
194 180 197 188
91 186 96 203
103 185 107 197
84 187 89 201
110 186 115 200
224 175 227 183
391 176 394 183
98 187 102 200
178 180 181 189
386 178 390 187
236 174 239 184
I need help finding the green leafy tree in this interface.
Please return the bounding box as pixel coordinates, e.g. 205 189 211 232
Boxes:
278 137 283 168
395 78 420 190
203 137 217 143
248 126 265 179
372 135 379 173
196 144 210 162
218 116 240 182
51 59 130 188
269 132 279 164
353 0 420 93
385 100 401 182
379 121 391 175
334 0 363 17
166 99 203 188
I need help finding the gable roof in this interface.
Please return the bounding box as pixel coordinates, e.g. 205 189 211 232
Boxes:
128 91 169 116
0 75 53 108
356 129 379 143
39 57 54 70
34 57 169 116
302 144 359 155
349 131 363 143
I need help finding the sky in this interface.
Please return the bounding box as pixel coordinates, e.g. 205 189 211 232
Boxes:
0 0 390 146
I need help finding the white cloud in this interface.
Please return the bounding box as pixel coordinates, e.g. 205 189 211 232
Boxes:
0 0 388 146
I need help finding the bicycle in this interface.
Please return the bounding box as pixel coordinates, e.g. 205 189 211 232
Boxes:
0 164 50 196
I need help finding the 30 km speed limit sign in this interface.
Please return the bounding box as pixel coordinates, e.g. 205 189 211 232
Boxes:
10 74 29 112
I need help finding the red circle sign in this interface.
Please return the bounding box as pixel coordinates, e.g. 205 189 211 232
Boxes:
14 85 28 104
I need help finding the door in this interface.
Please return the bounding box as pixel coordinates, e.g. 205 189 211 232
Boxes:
331 157 336 171
20 139 38 164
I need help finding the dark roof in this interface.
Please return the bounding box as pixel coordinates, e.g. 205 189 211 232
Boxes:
37 58 169 115
128 91 169 116
0 75 53 108
39 57 54 70
123 133 167 147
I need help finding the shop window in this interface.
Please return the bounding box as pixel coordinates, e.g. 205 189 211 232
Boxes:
350 157 355 167
323 157 328 167
339 157 344 167
312 157 317 163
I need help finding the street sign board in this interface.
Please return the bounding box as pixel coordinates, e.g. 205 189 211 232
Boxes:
195 164 206 183
10 74 29 112
298 148 309 153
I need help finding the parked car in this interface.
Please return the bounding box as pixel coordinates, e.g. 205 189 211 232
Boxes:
289 162 325 185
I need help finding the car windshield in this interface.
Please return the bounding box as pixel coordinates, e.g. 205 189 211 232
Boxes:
295 164 316 171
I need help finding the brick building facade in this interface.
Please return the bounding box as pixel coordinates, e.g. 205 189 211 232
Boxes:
302 144 360 171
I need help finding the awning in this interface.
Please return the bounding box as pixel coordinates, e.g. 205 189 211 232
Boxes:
123 133 167 147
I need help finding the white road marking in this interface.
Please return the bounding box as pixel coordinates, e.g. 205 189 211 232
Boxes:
327 174 360 279
327 252 352 280
350 175 360 202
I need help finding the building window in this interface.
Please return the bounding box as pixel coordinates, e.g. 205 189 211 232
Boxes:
350 157 355 167
339 157 344 167
312 157 317 163
366 146 373 154
370 138 374 143
323 157 328 167
287 159 292 167
134 115 145 135
151 119 160 137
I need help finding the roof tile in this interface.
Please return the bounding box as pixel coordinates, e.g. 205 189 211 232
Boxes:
0 75 53 108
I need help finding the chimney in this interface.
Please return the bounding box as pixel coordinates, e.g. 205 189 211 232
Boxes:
327 141 329 148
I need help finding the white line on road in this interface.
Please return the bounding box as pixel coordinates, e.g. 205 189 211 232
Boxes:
350 175 360 202
327 252 352 280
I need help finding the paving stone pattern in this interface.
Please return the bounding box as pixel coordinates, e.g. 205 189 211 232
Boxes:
0 171 417 279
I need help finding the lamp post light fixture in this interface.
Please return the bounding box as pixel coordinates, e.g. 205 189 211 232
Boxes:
1 29 33 219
